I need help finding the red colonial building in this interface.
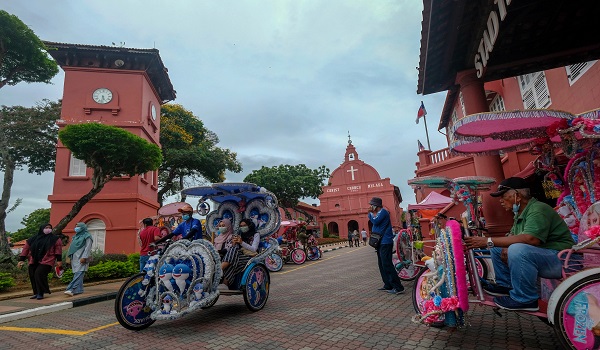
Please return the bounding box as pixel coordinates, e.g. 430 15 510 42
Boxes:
413 1 600 236
318 137 403 237
45 42 175 254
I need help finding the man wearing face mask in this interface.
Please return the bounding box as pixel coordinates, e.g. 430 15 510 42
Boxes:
464 177 574 311
368 197 404 295
154 204 203 244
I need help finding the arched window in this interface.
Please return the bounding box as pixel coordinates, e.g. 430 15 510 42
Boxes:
86 219 106 253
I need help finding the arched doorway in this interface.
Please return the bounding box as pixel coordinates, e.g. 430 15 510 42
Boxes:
86 219 106 253
328 222 339 236
348 220 359 234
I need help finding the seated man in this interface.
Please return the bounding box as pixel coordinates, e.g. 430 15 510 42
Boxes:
155 203 203 243
464 177 574 311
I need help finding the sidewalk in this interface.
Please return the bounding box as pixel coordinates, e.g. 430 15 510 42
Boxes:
0 242 352 324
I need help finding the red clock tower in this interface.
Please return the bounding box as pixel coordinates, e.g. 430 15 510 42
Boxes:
45 42 176 254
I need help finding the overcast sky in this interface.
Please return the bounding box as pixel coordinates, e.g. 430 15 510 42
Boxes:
0 0 448 232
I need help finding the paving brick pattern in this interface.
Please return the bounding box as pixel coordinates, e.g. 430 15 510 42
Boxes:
0 246 563 350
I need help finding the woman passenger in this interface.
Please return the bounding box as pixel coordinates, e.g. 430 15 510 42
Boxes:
233 218 260 256
214 219 250 288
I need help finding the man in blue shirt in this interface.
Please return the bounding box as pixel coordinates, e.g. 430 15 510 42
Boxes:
368 197 404 294
155 203 203 243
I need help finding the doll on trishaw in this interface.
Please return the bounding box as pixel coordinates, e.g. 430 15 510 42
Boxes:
114 182 280 330
409 109 600 349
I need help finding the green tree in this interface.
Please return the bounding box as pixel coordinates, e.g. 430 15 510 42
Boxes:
0 10 59 89
244 164 330 220
9 208 50 243
54 123 162 233
0 100 60 262
158 104 242 205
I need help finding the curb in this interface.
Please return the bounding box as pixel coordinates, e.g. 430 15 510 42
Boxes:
0 292 117 324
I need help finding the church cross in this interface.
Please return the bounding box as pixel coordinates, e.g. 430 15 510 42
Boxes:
347 166 358 181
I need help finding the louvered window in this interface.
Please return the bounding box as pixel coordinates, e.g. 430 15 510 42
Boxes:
489 94 505 112
518 71 551 109
566 60 597 85
69 154 87 176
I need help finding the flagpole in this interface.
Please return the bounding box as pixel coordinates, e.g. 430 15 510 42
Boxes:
423 114 431 150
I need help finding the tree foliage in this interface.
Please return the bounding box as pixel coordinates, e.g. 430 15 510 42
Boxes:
9 208 50 243
0 100 60 262
158 104 242 205
244 164 330 219
0 10 58 89
54 123 163 233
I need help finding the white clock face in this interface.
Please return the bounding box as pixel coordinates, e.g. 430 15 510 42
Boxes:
151 104 157 120
92 88 113 104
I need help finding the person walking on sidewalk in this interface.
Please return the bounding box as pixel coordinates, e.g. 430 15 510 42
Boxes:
138 218 161 272
368 197 404 295
64 222 93 297
361 228 367 246
348 230 354 247
17 223 63 300
353 229 360 247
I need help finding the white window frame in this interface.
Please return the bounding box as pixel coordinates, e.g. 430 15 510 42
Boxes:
69 154 87 177
489 94 506 112
518 71 551 109
86 219 106 253
566 60 597 86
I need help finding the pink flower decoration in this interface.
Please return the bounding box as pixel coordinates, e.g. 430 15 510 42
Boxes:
585 226 600 239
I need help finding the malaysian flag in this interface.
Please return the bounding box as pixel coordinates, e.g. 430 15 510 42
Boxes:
416 101 427 124
418 140 426 151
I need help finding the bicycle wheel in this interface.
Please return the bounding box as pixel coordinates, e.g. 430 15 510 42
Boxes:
114 273 155 331
291 248 306 264
399 264 425 281
265 253 283 272
553 273 600 350
243 264 270 312
306 246 320 261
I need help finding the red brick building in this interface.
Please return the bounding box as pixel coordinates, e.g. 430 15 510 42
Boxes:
318 137 402 237
413 1 600 235
45 42 175 254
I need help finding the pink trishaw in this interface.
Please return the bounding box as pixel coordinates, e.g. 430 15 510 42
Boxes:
410 109 600 349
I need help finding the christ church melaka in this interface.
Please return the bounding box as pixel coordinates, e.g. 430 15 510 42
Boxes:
318 136 403 237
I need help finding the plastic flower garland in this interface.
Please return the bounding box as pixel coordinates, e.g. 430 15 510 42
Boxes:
585 225 600 240
421 294 460 324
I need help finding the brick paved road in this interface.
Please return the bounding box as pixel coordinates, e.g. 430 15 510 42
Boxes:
0 246 563 350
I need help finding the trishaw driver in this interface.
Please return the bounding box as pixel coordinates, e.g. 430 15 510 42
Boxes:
155 203 203 243
464 177 574 312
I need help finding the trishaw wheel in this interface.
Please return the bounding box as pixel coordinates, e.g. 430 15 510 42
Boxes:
291 248 306 264
306 246 319 261
411 267 445 328
412 267 430 314
265 253 283 272
114 273 155 331
399 264 424 282
243 264 270 311
554 273 600 350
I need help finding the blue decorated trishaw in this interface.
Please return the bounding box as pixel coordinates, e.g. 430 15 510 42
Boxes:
114 182 280 330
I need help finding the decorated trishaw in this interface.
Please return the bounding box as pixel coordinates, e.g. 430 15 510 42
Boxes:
410 109 600 349
114 182 280 330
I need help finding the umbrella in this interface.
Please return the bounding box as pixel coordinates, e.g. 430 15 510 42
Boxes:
451 109 575 139
449 109 575 155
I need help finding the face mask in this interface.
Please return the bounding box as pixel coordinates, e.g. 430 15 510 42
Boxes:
239 226 249 233
512 193 520 215
512 203 520 215
182 214 190 221
43 228 52 234
74 227 82 233
217 227 227 235
371 205 377 211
